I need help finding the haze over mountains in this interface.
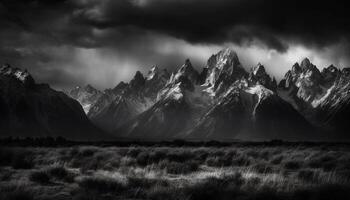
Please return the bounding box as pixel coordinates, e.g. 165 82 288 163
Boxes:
1 48 350 141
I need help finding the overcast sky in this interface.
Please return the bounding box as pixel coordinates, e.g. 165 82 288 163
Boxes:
1 0 350 90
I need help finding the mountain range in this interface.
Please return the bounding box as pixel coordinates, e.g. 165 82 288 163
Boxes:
1 48 349 141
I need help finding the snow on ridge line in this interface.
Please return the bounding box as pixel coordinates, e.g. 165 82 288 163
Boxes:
311 84 336 108
165 82 183 100
245 84 274 101
0 64 32 83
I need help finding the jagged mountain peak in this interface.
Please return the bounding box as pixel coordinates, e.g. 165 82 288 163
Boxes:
147 66 158 79
85 84 95 91
251 63 267 76
291 62 302 74
180 59 195 72
133 70 144 79
295 59 323 81
146 65 170 81
325 64 338 72
0 63 35 86
249 63 276 90
70 84 100 94
185 58 191 65
68 84 103 113
169 59 199 85
129 71 146 89
207 47 240 70
113 81 128 91
218 47 239 61
150 65 159 72
203 48 247 96
73 84 100 95
147 65 159 80
300 58 312 69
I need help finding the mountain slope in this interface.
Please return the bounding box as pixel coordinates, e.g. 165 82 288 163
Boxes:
188 80 312 141
314 68 350 138
67 84 102 113
88 67 170 132
0 64 106 140
278 59 350 139
116 60 203 139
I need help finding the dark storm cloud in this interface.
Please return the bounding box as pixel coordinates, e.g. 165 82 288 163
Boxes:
2 0 349 51
1 0 350 89
72 0 350 52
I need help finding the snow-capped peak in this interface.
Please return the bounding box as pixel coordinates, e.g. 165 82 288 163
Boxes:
291 63 302 74
252 63 266 76
202 48 247 96
67 84 103 113
179 59 195 74
0 63 34 85
146 65 170 82
146 66 159 80
300 58 311 69
129 71 145 89
169 59 199 85
326 65 338 73
207 47 240 71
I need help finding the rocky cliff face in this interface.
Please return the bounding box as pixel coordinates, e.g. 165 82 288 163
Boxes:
248 63 277 91
203 48 248 97
67 84 103 113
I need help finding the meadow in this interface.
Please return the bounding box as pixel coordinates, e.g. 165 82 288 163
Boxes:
1 142 350 200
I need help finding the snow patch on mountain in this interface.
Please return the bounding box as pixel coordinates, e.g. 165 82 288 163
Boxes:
246 84 273 101
67 84 103 113
0 64 34 85
163 82 183 100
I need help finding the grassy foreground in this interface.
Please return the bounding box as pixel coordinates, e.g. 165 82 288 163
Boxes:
0 143 350 200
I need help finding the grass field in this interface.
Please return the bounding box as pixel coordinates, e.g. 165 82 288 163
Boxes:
1 143 350 200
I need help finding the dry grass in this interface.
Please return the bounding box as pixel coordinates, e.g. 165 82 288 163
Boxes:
0 144 350 200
